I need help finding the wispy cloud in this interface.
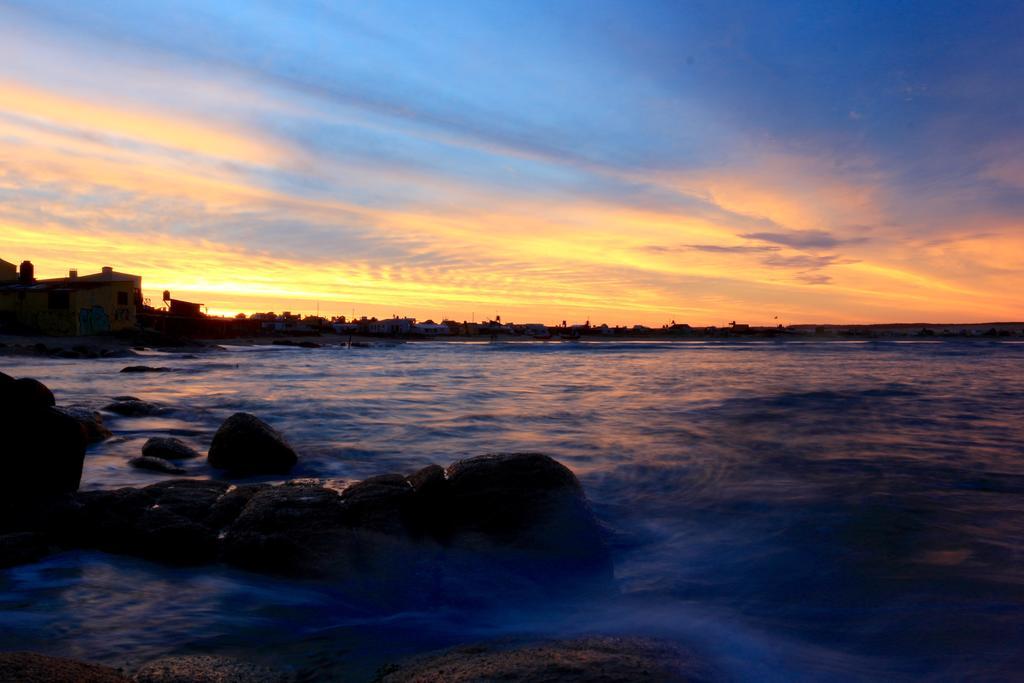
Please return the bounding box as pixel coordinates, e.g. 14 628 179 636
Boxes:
0 1 1021 323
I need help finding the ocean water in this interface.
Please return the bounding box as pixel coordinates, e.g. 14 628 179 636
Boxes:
2 339 1024 680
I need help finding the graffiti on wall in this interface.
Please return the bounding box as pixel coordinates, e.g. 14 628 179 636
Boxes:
79 305 110 334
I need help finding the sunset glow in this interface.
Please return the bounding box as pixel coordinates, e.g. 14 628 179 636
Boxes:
2 1 1022 324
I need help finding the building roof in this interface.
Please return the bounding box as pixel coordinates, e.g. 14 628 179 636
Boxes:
0 280 119 293
75 267 141 286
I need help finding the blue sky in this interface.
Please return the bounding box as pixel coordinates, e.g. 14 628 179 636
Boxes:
1 0 1021 322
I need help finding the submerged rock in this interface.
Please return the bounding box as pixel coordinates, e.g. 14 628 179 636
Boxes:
120 365 173 373
129 456 187 475
134 654 293 683
207 412 297 475
55 406 113 443
103 399 162 416
0 652 127 682
376 637 707 682
143 436 200 460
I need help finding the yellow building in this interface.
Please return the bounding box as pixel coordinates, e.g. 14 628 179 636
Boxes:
0 262 142 336
0 259 16 283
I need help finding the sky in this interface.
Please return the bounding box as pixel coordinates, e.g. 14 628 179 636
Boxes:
1 0 1022 325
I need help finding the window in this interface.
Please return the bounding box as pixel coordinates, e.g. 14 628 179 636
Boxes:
48 291 70 310
117 291 129 306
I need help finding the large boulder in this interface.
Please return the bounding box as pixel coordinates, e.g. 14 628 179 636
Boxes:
442 453 612 582
143 436 200 460
0 377 56 412
0 652 127 682
376 637 709 682
1 375 87 500
207 413 297 475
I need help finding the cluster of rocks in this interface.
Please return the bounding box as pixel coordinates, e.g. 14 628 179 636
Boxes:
0 341 137 360
23 451 612 605
0 373 611 602
0 372 711 682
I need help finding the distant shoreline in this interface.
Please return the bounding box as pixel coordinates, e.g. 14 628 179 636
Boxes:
1 327 1022 359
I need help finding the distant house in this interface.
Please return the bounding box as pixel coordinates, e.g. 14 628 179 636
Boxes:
331 322 359 334
368 317 415 335
0 261 141 335
413 321 450 336
522 323 551 339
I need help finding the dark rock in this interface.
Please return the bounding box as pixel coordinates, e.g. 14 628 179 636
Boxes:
204 483 269 530
129 456 187 475
405 464 450 533
76 480 232 564
120 365 173 373
103 399 161 416
443 453 612 582
0 531 50 568
143 436 200 460
55 406 113 443
0 377 56 412
298 341 321 348
376 637 707 683
407 463 446 493
221 484 346 575
207 413 297 475
1 407 87 499
0 652 127 682
339 473 414 534
72 344 100 358
57 349 82 358
134 654 293 682
113 395 141 401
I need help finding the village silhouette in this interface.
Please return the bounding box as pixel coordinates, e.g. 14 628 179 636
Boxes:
2 257 1021 341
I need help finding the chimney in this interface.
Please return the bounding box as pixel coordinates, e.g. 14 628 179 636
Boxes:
69 269 78 281
18 260 34 285
102 266 113 275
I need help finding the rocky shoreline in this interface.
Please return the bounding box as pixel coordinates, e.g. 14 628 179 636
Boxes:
0 636 710 682
0 369 712 681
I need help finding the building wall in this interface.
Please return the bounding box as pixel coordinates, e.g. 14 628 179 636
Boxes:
0 289 78 335
0 281 136 335
0 261 15 283
73 281 136 333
